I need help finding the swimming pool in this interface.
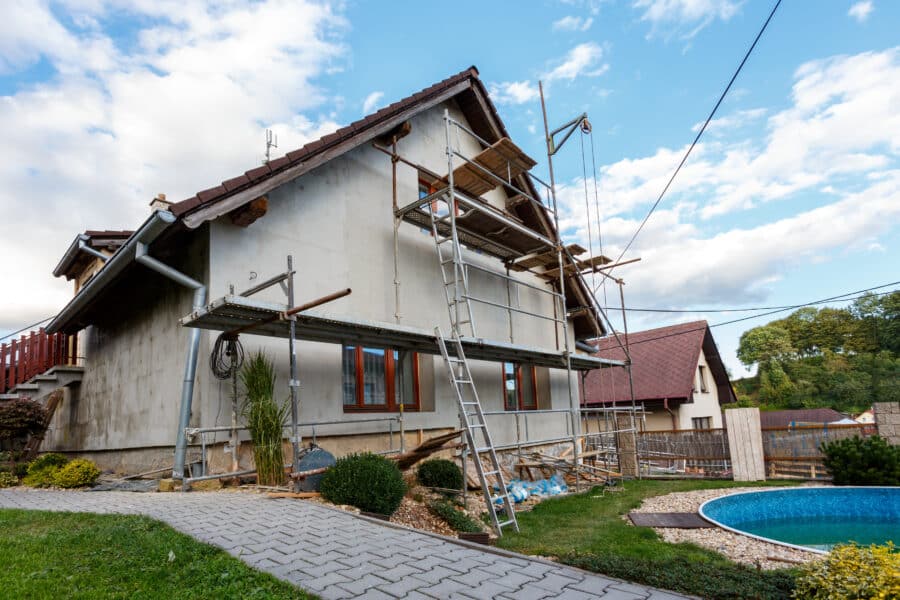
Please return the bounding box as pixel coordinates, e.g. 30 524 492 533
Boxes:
699 487 900 553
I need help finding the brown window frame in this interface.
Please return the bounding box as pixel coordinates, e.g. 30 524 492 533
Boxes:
343 345 420 412
691 416 712 430
502 362 538 411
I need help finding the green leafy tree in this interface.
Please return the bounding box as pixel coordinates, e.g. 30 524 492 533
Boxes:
736 325 795 369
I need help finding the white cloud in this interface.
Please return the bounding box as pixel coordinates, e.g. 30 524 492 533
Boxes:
577 47 900 221
690 107 766 134
633 0 743 39
552 15 594 31
362 91 384 114
0 0 348 331
848 1 874 22
543 42 609 82
489 80 540 105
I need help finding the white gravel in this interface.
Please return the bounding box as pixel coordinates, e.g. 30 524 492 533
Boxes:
632 486 821 570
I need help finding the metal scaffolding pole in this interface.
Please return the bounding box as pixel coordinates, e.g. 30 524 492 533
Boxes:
286 255 302 490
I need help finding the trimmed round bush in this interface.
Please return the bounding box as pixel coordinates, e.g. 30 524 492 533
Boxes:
52 458 100 488
417 458 464 491
0 471 18 488
320 452 406 516
28 453 69 473
794 543 899 599
821 435 900 485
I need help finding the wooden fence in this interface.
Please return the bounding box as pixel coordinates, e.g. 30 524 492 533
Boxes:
637 428 731 477
0 329 78 394
636 422 876 480
762 423 875 480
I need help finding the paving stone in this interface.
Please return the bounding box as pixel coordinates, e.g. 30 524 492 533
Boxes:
0 490 690 600
335 573 392 596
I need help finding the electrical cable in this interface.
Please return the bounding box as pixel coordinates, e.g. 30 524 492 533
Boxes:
606 0 783 276
209 332 245 380
599 285 899 351
0 315 55 342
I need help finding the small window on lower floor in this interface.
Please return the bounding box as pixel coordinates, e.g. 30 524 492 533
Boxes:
342 345 419 412
691 416 712 430
502 362 538 411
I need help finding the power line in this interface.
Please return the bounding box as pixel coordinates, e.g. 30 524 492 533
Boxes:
607 0 782 275
600 281 900 314
0 315 55 342
597 282 899 350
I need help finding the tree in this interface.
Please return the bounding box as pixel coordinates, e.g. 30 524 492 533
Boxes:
737 325 795 369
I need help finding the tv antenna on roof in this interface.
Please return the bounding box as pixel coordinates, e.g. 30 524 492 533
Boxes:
264 129 278 164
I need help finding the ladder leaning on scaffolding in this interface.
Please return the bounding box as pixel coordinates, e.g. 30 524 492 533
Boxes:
428 177 519 535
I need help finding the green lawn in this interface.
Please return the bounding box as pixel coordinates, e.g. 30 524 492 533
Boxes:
496 479 801 600
0 509 314 599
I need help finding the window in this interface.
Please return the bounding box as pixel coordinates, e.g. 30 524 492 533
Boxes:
343 345 419 411
692 416 712 430
698 365 709 393
502 362 537 411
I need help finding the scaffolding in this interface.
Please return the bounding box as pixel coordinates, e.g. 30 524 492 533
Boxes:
179 102 640 536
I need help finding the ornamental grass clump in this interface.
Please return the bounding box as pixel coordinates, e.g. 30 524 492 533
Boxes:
793 543 900 599
320 453 406 516
240 352 288 487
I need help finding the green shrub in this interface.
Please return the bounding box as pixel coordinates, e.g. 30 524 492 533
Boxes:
0 471 18 488
241 352 288 487
427 499 483 533
562 553 796 600
0 399 48 441
793 543 900 599
22 453 69 488
320 452 406 516
12 462 29 478
28 453 69 472
821 435 900 485
417 458 464 491
52 458 101 488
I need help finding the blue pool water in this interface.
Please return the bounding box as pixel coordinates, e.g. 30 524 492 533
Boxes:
699 487 900 552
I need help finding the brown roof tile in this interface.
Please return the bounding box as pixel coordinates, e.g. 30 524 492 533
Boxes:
582 321 734 405
222 174 250 192
244 165 271 182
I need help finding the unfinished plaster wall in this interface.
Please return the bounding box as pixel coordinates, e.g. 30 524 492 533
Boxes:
205 99 579 453
45 232 211 459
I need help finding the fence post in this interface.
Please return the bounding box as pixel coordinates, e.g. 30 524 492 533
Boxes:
17 335 26 385
0 343 6 394
724 408 766 481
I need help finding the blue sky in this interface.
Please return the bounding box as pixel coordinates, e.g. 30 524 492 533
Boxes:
0 0 898 378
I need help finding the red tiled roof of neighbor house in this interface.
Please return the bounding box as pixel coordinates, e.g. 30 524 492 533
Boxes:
582 320 736 406
759 408 850 428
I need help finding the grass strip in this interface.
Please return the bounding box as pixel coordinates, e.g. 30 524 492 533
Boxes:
0 509 314 599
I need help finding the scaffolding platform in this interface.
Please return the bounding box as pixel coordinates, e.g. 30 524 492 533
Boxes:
180 295 623 371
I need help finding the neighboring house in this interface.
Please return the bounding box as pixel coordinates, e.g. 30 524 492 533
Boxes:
581 321 736 431
758 408 853 428
855 408 875 425
38 66 613 476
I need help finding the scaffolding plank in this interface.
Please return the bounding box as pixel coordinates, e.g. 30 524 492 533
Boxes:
180 295 624 371
430 137 538 198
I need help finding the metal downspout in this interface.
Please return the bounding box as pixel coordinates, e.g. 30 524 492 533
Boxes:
134 223 207 482
78 238 110 262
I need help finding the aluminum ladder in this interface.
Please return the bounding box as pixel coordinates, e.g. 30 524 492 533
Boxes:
435 328 519 535
428 191 518 535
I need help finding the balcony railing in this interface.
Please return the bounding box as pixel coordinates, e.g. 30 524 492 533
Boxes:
0 329 79 394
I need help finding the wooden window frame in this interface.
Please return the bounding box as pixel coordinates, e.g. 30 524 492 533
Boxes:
343 345 420 412
698 365 708 393
502 362 538 411
691 416 712 430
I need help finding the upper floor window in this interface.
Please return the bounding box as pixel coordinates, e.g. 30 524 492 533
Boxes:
502 362 537 411
698 365 709 393
343 345 419 412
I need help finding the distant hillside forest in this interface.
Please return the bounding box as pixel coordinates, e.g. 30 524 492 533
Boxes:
731 291 900 414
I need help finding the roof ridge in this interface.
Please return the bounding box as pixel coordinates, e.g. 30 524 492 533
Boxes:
170 66 481 218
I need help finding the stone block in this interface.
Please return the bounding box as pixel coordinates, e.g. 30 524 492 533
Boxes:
158 478 177 492
190 479 223 491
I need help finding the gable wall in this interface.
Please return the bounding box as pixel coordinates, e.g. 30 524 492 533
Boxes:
677 349 723 429
202 100 576 448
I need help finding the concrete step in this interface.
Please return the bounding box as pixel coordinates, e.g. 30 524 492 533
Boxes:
0 393 20 401
34 374 59 383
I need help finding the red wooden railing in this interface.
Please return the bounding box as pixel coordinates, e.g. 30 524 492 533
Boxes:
0 329 78 394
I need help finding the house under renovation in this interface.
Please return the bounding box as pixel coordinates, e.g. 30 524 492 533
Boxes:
4 66 637 532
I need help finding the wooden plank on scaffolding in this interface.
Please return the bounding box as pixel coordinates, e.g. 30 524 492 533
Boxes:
509 244 586 272
429 137 538 198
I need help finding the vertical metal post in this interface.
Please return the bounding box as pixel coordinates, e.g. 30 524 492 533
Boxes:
392 139 402 325
540 81 580 491
505 266 514 343
287 255 301 490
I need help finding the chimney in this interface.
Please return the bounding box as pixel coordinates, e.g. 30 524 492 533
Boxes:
149 193 172 213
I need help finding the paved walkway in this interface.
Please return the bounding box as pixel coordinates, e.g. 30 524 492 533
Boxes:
0 490 689 599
